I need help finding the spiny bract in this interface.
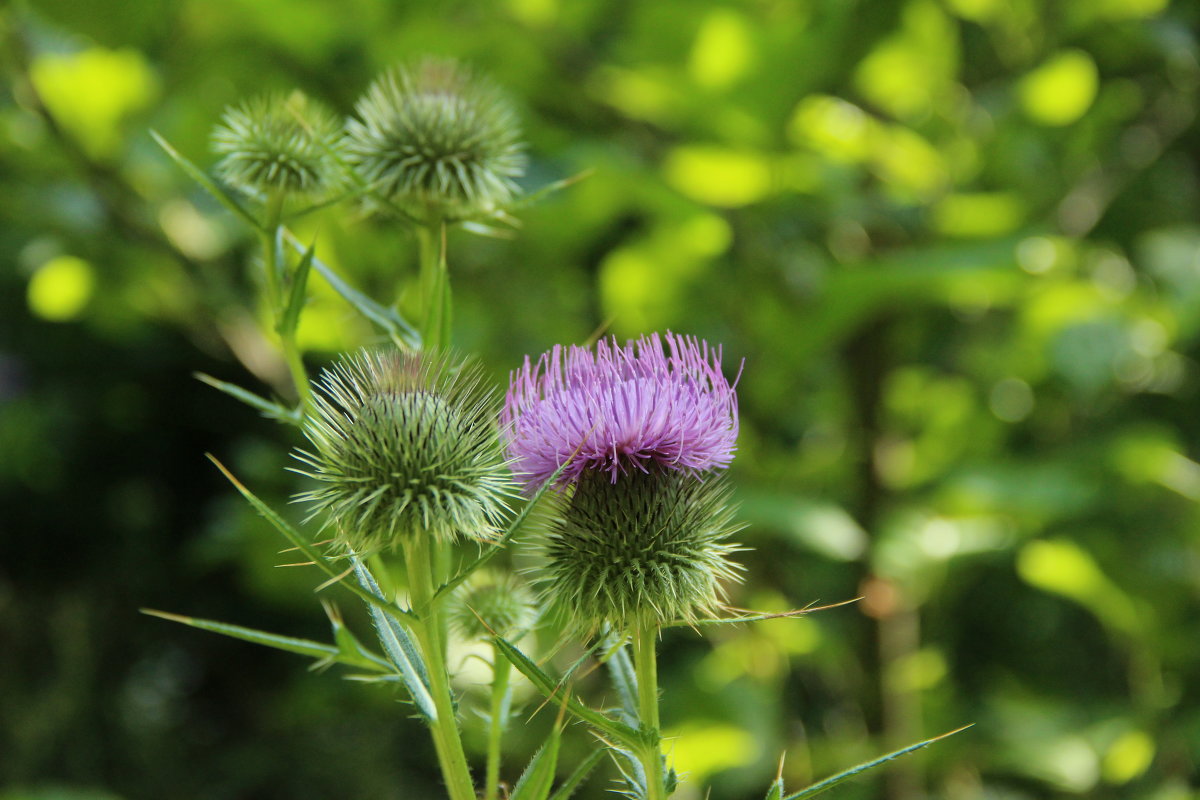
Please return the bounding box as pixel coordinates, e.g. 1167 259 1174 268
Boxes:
293 349 517 553
345 58 526 222
212 91 343 198
540 469 743 631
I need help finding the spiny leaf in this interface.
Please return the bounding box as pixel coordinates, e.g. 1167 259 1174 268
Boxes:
194 372 301 425
208 454 416 626
492 635 642 749
510 730 561 800
782 725 974 800
352 558 438 722
278 236 315 337
140 609 387 672
547 748 606 800
283 229 421 350
151 129 264 232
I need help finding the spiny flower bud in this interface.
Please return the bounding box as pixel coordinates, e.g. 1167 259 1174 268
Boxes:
541 469 743 631
293 349 517 552
448 573 539 642
211 91 344 199
503 332 740 489
345 58 526 222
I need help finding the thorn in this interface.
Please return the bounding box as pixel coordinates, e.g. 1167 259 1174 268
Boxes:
314 564 355 592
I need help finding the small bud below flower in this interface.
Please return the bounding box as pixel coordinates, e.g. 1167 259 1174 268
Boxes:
448 573 539 642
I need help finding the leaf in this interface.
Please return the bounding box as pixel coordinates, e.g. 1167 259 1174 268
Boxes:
672 598 861 629
140 609 387 672
150 129 264 233
782 725 974 800
605 644 639 724
352 558 438 722
283 230 421 350
510 730 562 800
493 635 642 749
207 455 416 626
193 372 301 425
278 236 315 337
322 601 393 673
765 778 784 800
547 748 606 800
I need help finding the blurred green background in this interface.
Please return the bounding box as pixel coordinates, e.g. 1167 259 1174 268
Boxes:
3 0 1199 798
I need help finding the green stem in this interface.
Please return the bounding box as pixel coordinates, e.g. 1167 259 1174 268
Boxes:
416 222 451 351
404 535 476 800
484 646 512 800
633 621 666 800
260 193 313 415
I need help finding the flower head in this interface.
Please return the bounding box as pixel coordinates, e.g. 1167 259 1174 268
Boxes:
540 469 743 630
212 91 343 198
293 349 516 552
345 58 525 222
502 332 739 489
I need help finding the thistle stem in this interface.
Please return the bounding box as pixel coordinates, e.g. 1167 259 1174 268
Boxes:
484 646 512 800
260 193 313 415
404 535 476 800
416 222 452 351
633 621 666 800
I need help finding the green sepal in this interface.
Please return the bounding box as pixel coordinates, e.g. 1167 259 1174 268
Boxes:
510 729 561 800
547 748 606 800
194 372 301 425
782 725 973 800
139 608 388 672
492 634 642 749
351 557 438 722
150 129 265 233
283 230 421 350
431 458 570 608
207 454 417 626
277 236 315 337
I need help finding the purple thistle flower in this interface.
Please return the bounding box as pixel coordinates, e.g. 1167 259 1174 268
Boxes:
502 332 740 488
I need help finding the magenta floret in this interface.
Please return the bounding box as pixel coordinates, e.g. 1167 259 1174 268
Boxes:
502 332 740 489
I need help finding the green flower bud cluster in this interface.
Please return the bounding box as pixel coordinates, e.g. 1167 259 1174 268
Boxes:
293 349 517 553
209 59 525 220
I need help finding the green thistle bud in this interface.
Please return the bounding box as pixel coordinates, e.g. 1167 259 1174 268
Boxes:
212 91 344 199
345 58 526 222
448 573 539 642
293 349 517 552
540 470 744 632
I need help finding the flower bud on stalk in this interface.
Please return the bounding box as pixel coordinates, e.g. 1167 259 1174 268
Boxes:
448 573 539 642
345 58 526 223
211 91 344 199
503 332 744 631
293 349 516 553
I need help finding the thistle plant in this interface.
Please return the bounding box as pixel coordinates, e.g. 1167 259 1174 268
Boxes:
146 58 969 800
